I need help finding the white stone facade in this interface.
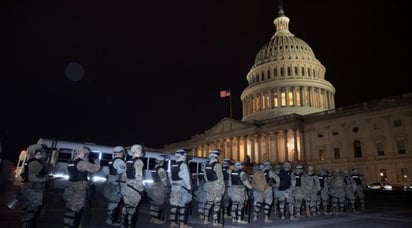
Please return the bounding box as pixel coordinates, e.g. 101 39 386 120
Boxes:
163 6 412 187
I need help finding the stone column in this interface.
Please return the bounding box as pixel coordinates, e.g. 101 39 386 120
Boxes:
250 135 256 164
293 128 299 162
285 87 290 107
243 135 248 163
293 87 297 106
284 129 289 161
274 131 279 162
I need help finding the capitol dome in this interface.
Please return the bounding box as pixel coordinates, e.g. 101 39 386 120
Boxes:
241 3 336 122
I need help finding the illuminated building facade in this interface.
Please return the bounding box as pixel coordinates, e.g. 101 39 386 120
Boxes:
164 4 412 186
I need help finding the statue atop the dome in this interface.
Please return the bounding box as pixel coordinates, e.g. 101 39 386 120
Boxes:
277 0 285 16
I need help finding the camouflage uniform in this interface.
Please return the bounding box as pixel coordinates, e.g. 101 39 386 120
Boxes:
203 150 224 226
21 144 48 228
148 157 169 224
64 146 101 228
169 149 192 228
329 169 346 214
272 164 281 217
253 162 275 223
229 162 252 224
351 169 366 211
274 162 297 220
104 146 126 226
343 170 356 213
120 144 145 228
293 165 306 217
303 166 321 217
222 158 232 217
317 169 330 215
195 162 207 219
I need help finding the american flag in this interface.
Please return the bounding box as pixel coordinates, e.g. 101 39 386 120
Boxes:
220 89 231 98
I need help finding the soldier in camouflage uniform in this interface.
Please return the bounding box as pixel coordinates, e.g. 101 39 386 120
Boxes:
275 161 297 221
105 146 126 226
147 156 169 224
120 144 145 228
351 168 366 212
203 150 224 226
229 161 252 224
343 170 356 213
168 149 192 228
21 144 49 228
64 146 101 228
317 169 330 215
195 162 208 220
293 164 305 218
222 158 232 218
272 164 281 217
329 169 346 215
253 161 276 223
303 166 321 217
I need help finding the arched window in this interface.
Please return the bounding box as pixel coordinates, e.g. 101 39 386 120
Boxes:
353 140 362 158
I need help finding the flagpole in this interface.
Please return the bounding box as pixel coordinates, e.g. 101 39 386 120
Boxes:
229 88 233 118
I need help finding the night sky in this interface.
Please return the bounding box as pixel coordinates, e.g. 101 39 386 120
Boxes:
1 0 411 162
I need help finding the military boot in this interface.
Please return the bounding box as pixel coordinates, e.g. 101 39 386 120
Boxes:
180 223 192 228
170 221 179 228
264 215 272 223
253 212 258 221
212 220 223 227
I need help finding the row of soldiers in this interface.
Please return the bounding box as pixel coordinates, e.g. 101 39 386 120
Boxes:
18 143 367 228
195 150 367 226
19 143 194 228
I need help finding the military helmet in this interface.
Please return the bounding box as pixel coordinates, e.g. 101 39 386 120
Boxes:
113 146 126 155
155 156 165 166
263 161 272 169
234 161 243 170
223 158 231 167
296 164 303 169
27 144 47 159
307 166 314 175
352 168 359 174
283 161 291 170
75 146 91 157
175 149 188 159
27 144 44 156
130 144 143 156
252 164 261 172
208 150 220 159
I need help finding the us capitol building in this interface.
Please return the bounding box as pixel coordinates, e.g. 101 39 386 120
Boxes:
164 3 412 186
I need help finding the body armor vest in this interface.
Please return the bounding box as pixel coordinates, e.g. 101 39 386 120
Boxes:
319 175 326 188
22 158 46 182
295 173 302 187
205 161 218 181
108 157 122 175
171 161 183 181
126 157 141 179
222 167 229 182
231 170 243 186
352 175 362 185
278 170 292 191
68 158 88 182
151 166 162 183
264 170 272 184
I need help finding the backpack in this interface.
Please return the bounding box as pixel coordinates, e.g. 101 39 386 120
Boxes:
252 170 268 193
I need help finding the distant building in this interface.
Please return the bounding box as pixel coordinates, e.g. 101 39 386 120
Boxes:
164 3 412 186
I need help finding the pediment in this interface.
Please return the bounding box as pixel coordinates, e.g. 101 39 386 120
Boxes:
206 118 248 136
